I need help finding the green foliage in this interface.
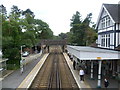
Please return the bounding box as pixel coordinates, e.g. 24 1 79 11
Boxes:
69 11 97 46
70 11 81 27
58 33 67 39
34 19 53 39
1 5 54 69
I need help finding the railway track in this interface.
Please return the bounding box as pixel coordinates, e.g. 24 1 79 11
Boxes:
29 46 79 90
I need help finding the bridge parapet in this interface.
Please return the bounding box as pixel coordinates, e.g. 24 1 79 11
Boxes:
40 39 67 45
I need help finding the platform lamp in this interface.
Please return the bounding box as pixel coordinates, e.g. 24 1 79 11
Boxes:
20 45 25 67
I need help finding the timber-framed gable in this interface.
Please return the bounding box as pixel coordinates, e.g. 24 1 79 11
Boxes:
96 4 120 49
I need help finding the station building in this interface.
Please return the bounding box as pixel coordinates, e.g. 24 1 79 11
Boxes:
67 3 120 88
95 3 120 76
96 4 120 49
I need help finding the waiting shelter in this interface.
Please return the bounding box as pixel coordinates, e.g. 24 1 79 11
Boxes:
67 45 120 87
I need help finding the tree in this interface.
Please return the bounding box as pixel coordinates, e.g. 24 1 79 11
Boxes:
10 5 21 20
83 13 92 26
1 5 54 69
69 11 97 46
70 11 84 45
22 9 34 17
0 5 7 21
2 19 21 68
70 11 82 27
58 33 67 39
34 19 53 39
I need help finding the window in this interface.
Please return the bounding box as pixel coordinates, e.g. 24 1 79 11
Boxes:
106 16 110 27
118 33 120 45
100 16 111 29
106 34 110 47
101 35 105 46
101 19 105 29
108 34 110 47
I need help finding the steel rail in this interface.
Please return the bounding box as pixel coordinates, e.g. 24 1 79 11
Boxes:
47 52 61 90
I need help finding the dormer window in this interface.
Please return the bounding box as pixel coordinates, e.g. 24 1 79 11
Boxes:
106 16 111 27
100 16 111 29
101 18 105 29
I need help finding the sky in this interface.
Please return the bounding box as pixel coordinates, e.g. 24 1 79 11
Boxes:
1 0 120 35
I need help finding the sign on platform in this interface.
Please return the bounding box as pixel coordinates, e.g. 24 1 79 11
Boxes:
97 57 102 59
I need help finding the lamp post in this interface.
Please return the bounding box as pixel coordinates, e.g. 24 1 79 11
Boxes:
20 45 25 74
35 45 37 54
21 45 25 60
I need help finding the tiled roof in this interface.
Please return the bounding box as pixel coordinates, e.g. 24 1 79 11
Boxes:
104 4 120 23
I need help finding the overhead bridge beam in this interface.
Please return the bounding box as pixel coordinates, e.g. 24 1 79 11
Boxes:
41 39 67 45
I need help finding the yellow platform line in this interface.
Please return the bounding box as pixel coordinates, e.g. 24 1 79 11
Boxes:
17 53 49 89
63 53 91 90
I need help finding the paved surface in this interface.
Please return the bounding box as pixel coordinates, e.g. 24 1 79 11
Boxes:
63 53 91 90
1 53 43 89
85 74 119 89
18 53 49 88
64 53 120 90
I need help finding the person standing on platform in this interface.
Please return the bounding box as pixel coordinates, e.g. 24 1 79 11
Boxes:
104 78 109 89
20 59 24 75
73 61 76 70
79 68 85 81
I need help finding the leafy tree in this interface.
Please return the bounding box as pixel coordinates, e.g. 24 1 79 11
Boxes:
22 9 34 17
58 33 67 39
0 4 7 21
1 5 54 69
34 19 53 39
2 19 21 68
69 11 97 46
10 5 22 20
21 31 36 47
83 13 92 26
0 5 7 15
70 11 81 27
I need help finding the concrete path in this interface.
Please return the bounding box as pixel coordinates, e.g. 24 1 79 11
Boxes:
1 53 43 89
18 53 49 88
63 53 91 90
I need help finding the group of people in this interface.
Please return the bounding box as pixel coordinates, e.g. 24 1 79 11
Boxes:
73 61 109 88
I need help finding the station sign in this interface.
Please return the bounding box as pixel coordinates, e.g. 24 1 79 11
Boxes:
97 57 102 59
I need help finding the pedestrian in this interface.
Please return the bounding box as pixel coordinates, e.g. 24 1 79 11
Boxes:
21 66 23 74
79 68 85 81
73 61 76 70
20 59 24 74
104 78 109 89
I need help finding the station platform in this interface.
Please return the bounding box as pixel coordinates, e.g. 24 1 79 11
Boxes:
63 53 91 89
63 53 119 89
18 53 49 88
1 53 48 89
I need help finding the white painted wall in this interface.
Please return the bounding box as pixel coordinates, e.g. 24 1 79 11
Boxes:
97 5 120 49
98 35 101 47
110 33 114 49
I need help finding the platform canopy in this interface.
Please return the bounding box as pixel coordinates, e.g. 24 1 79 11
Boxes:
67 45 120 60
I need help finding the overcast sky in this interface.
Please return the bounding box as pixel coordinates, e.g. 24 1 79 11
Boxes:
1 0 120 35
